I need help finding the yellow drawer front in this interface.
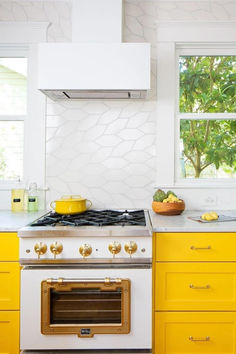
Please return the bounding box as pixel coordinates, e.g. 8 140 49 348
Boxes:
0 233 19 261
0 311 19 354
155 312 236 354
0 263 20 310
155 262 236 311
155 232 236 261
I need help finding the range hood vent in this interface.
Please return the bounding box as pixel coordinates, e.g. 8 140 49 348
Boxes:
37 43 150 100
37 0 150 100
41 90 147 100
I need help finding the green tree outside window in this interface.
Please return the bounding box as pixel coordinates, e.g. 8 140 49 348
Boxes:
179 56 236 178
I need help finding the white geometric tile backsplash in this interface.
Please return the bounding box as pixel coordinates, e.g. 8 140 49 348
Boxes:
0 0 236 209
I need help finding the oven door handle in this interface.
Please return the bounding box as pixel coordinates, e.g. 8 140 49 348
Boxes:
46 277 122 285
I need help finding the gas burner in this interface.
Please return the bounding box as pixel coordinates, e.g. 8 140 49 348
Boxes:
30 209 146 227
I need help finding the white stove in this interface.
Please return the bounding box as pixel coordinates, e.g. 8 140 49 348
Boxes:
19 209 152 353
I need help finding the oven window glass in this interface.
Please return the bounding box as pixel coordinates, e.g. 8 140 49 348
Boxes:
50 287 122 324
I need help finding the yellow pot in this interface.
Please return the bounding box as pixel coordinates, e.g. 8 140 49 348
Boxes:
50 195 92 215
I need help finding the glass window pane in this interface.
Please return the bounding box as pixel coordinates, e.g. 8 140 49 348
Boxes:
0 121 24 181
180 119 236 179
51 288 122 324
179 56 236 113
0 58 27 115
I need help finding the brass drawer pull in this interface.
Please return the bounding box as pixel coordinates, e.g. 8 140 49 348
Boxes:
190 245 211 250
189 336 210 342
189 284 210 289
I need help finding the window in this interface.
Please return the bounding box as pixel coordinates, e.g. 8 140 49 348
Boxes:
156 22 236 190
0 22 49 192
0 56 27 181
177 53 236 180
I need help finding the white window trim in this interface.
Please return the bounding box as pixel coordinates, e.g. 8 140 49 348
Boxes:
0 22 49 191
156 21 236 189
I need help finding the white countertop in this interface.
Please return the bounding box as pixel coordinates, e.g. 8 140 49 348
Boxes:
0 210 47 232
150 210 236 233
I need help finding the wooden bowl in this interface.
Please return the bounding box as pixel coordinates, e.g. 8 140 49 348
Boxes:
152 200 185 215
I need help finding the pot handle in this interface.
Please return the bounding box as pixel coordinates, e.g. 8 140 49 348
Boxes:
86 199 92 210
61 195 81 200
50 201 56 210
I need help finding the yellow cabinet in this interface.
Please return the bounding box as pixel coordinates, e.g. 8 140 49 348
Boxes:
153 232 236 354
0 311 19 354
155 262 236 311
155 312 236 354
156 232 236 261
0 262 20 310
0 232 19 353
0 233 19 261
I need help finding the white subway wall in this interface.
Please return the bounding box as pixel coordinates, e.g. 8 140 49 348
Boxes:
0 0 236 209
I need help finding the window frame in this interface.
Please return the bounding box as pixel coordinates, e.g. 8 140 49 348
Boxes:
0 22 49 191
156 21 236 189
0 47 28 183
176 47 236 184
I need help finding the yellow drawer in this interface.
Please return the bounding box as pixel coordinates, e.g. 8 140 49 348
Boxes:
155 232 236 261
0 233 19 261
155 312 236 354
0 311 19 354
0 262 20 310
155 262 236 311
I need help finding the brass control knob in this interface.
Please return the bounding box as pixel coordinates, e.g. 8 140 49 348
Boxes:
79 244 92 258
124 241 138 256
108 242 121 257
50 241 63 259
34 242 47 259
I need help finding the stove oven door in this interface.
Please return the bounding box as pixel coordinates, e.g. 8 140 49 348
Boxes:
41 277 130 337
20 266 151 351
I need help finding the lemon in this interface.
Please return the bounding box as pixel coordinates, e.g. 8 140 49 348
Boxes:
210 212 219 220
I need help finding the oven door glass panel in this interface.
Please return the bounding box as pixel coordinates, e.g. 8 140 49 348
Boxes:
41 278 130 337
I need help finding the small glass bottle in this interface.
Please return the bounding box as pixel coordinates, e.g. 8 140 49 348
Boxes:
11 189 25 212
27 183 38 212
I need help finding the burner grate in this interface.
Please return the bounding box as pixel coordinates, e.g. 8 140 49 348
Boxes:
31 210 146 227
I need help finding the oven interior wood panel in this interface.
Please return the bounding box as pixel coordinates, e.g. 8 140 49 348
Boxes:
41 278 130 337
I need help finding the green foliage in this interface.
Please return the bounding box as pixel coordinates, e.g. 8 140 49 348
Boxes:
180 120 236 177
179 56 236 113
153 189 167 202
179 55 236 178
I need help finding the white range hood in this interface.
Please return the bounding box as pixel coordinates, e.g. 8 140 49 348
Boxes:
37 0 151 100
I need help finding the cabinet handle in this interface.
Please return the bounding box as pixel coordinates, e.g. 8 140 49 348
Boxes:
190 245 211 250
189 336 210 342
189 284 210 289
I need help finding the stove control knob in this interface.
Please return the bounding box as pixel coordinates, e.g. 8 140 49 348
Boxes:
108 242 121 257
79 244 92 258
34 242 47 259
124 241 138 257
50 242 63 259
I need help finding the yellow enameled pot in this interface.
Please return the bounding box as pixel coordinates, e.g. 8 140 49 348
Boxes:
50 195 92 215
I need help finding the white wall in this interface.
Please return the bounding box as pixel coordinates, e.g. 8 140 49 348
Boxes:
0 0 236 210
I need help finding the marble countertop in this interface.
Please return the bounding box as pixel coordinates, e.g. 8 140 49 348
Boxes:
0 210 47 232
149 210 236 233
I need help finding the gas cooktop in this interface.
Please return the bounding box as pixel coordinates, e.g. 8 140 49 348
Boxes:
30 209 146 227
19 209 152 238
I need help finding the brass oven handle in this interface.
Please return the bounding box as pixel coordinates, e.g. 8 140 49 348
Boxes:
189 284 210 289
190 245 211 250
189 336 210 342
46 277 122 284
